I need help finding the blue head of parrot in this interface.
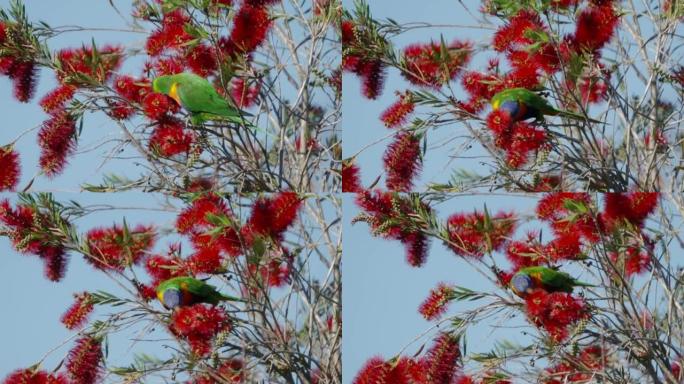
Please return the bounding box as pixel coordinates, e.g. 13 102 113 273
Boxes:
511 273 533 296
162 289 183 309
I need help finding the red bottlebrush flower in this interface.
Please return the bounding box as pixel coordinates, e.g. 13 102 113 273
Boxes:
149 117 195 157
61 292 94 330
536 193 600 242
423 333 461 384
114 75 151 103
245 191 302 241
56 45 123 85
107 101 136 120
446 211 517 258
146 253 190 283
247 247 294 287
358 59 386 99
401 40 472 88
193 359 245 383
146 30 168 57
544 233 583 261
142 92 179 120
419 283 455 321
9 61 38 102
39 85 76 113
352 357 389 384
403 231 429 267
176 194 242 257
503 122 547 168
3 369 68 384
153 56 186 76
602 192 658 230
486 109 514 137
170 303 230 356
355 190 432 266
186 246 224 275
492 10 546 53
231 77 261 108
525 290 588 343
0 146 20 191
38 109 77 177
0 21 6 44
226 4 272 55
380 93 415 128
506 236 545 271
609 246 652 276
0 200 69 282
342 160 362 193
66 336 103 384
85 224 156 271
545 345 606 383
573 4 619 52
502 64 541 90
186 44 218 77
383 131 422 191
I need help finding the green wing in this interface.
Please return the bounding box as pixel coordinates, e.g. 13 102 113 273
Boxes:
520 266 594 292
181 277 241 303
176 75 250 126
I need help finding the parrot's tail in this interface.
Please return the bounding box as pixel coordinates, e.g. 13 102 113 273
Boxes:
218 292 244 302
556 110 603 124
573 280 597 288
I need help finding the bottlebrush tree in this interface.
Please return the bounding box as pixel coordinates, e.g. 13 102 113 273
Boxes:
342 0 683 193
0 0 341 193
348 190 684 383
0 192 341 383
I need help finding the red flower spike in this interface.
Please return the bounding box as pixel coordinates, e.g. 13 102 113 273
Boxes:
486 109 514 137
506 235 545 271
142 93 179 120
537 193 600 242
544 233 583 262
38 109 77 177
66 336 103 384
170 303 230 357
419 283 455 321
114 75 151 103
602 192 658 230
146 253 190 283
3 369 68 384
153 56 186 76
39 85 76 113
401 40 472 88
573 4 620 52
403 231 429 267
383 131 422 192
352 357 389 384
61 292 95 330
149 117 195 157
492 10 546 53
424 333 461 384
246 192 302 241
342 161 362 193
186 246 224 275
0 147 20 191
85 224 156 271
42 246 68 282
56 45 123 85
226 4 272 55
108 101 136 120
9 61 38 102
186 44 218 77
176 194 242 257
446 211 517 258
358 60 386 99
525 290 588 343
231 77 261 108
380 93 415 128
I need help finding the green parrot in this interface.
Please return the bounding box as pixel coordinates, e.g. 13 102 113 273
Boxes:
491 87 601 124
510 266 595 297
152 73 252 126
155 276 241 309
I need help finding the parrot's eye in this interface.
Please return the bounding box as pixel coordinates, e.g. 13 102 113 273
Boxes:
511 274 532 294
162 289 182 309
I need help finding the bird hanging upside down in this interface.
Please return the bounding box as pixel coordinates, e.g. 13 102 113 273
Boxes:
156 276 241 310
491 87 601 124
510 266 595 298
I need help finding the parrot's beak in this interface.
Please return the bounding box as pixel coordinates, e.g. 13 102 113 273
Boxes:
169 83 182 106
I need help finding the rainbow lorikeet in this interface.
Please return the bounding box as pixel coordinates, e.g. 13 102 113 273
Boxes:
491 87 601 124
156 276 241 310
152 73 251 126
510 266 595 297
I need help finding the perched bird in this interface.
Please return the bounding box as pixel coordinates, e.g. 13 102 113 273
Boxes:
491 87 601 124
152 73 251 126
156 276 241 310
510 266 594 297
